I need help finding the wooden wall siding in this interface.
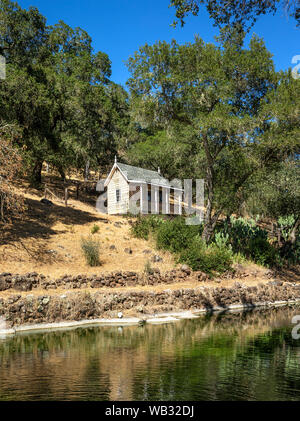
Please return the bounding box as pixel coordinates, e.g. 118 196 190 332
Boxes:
107 168 129 214
107 172 183 215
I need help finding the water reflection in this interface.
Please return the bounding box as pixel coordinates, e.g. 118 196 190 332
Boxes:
0 307 300 401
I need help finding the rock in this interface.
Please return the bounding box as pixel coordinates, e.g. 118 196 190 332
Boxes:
263 269 274 279
124 248 133 254
42 297 50 306
234 281 242 288
233 263 246 272
181 264 191 274
40 198 53 206
152 255 163 263
269 280 283 287
110 245 116 250
7 295 21 304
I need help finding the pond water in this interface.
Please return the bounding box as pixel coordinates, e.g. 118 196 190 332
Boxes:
1 307 300 401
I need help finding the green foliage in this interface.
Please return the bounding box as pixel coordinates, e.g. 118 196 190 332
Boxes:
220 216 281 267
127 30 299 243
0 0 128 184
156 217 203 253
246 161 300 221
144 260 154 276
246 237 281 267
127 130 197 181
178 236 233 275
130 215 165 240
278 215 296 241
131 215 232 274
223 216 266 253
91 224 100 234
282 235 300 265
214 232 230 249
80 236 101 267
170 0 299 29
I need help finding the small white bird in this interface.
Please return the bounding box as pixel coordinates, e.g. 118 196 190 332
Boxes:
118 312 123 319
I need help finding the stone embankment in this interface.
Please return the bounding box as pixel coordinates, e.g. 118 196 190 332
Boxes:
1 280 300 328
0 267 207 292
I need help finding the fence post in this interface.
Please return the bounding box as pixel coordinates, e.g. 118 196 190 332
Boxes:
65 188 68 207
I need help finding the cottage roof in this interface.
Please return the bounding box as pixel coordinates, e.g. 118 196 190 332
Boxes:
117 163 171 187
104 162 181 189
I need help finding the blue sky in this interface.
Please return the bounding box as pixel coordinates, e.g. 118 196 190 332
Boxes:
18 0 299 87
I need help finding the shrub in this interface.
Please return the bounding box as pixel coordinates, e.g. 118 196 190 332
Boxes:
179 236 233 275
277 215 295 242
279 233 300 265
214 232 230 249
130 215 165 240
220 216 280 267
81 236 101 266
91 224 100 234
246 236 280 267
156 217 203 253
144 260 154 276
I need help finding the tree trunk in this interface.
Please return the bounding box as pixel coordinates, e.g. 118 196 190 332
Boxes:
202 209 222 243
201 134 217 243
57 166 66 182
31 161 43 185
0 193 4 222
289 216 300 244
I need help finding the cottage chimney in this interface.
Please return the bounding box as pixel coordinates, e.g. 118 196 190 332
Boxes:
158 167 161 175
115 156 117 164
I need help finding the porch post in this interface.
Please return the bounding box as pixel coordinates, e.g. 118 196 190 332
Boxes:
140 183 148 214
151 185 159 214
175 189 182 215
162 187 170 215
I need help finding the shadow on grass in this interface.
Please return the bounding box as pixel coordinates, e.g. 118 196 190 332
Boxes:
0 196 101 247
277 266 300 283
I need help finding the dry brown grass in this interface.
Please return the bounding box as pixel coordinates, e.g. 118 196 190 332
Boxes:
0 174 177 277
1 173 296 287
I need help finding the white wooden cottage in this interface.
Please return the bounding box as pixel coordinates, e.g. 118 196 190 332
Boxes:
104 159 183 215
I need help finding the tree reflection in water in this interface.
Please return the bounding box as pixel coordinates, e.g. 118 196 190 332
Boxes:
0 306 300 401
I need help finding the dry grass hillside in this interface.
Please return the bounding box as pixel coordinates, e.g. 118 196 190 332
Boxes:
0 172 298 286
0 173 176 277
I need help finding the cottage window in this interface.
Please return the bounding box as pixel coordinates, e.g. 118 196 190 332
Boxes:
116 189 121 202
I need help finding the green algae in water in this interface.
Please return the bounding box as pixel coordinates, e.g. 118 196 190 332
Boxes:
0 306 300 401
